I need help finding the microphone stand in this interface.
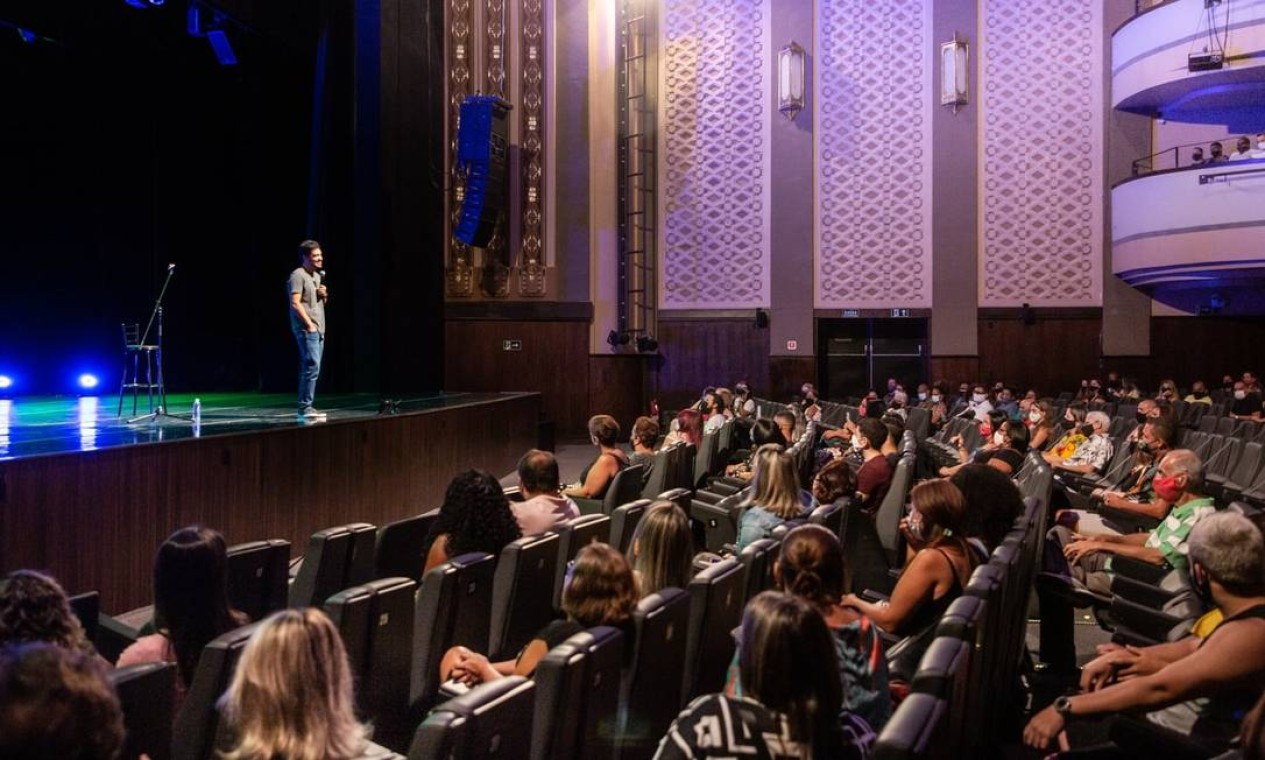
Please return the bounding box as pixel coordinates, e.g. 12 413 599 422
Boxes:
127 265 176 424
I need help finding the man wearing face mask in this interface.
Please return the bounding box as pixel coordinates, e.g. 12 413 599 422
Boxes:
732 381 756 418
1229 381 1263 421
853 418 893 513
1061 419 1175 536
1053 411 1114 476
1025 511 1265 755
965 384 993 419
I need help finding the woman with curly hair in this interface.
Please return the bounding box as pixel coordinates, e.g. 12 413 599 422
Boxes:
0 570 96 658
441 542 639 685
423 469 523 573
219 608 395 760
117 526 249 706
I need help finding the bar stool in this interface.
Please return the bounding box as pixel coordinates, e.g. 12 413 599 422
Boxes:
117 322 165 417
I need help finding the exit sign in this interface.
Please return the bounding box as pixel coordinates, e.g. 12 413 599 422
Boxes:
502 339 523 351
786 339 798 351
891 308 910 317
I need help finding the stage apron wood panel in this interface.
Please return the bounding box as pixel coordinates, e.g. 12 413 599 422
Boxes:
0 393 541 612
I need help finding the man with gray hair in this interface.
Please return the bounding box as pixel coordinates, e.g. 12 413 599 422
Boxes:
1026 510 1265 753
1054 410 1114 476
1039 450 1216 674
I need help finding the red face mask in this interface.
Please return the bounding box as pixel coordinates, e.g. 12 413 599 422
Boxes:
1152 474 1182 502
979 423 992 438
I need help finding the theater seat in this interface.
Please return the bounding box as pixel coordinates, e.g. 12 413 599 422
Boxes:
375 510 440 583
873 691 947 760
737 538 778 604
110 662 176 760
325 577 418 751
172 621 261 760
531 626 624 760
617 587 690 760
407 676 536 760
68 591 100 647
552 514 612 608
289 522 376 608
575 463 646 516
680 557 743 705
411 553 496 712
488 533 560 661
224 539 291 623
610 499 651 554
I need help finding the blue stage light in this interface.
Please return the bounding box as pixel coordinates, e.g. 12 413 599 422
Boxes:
78 373 99 390
0 376 11 390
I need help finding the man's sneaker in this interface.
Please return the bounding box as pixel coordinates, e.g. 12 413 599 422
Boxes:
298 407 327 421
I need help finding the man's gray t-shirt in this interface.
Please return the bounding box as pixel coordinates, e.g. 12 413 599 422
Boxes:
288 268 325 335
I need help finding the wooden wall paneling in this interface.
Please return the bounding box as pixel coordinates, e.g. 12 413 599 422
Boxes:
650 319 772 411
588 355 648 435
444 320 590 436
929 357 982 389
1147 317 1265 389
978 316 1103 393
0 394 541 612
769 356 816 402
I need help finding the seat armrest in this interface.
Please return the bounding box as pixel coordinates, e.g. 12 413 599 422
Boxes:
96 615 141 663
861 589 890 604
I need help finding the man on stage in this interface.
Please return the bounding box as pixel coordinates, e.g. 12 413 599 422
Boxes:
289 240 327 420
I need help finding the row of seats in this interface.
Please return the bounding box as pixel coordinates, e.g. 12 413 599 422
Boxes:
874 453 1054 758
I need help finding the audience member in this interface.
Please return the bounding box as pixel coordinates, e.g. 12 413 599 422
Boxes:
736 445 808 551
565 414 631 499
219 608 389 760
1069 418 1176 535
1044 402 1089 463
773 410 798 447
771 525 891 730
657 592 870 759
1230 381 1264 422
1229 136 1254 161
941 418 1029 478
663 408 703 448
510 449 580 536
0 642 124 760
1209 141 1228 163
732 381 756 418
0 570 97 657
1027 399 1056 451
441 543 638 685
1025 512 1265 755
843 480 975 682
1052 411 1114 476
423 470 523 573
726 418 787 480
629 502 694 596
951 463 1026 555
1253 132 1265 159
1190 146 1205 166
117 526 249 707
811 458 857 507
965 383 994 419
1048 449 1214 593
629 416 660 468
1184 380 1212 405
853 418 893 513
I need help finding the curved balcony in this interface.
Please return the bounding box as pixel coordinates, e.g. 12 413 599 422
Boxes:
1113 160 1265 311
1114 0 1265 128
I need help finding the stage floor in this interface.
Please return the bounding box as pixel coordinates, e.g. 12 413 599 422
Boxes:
0 391 501 460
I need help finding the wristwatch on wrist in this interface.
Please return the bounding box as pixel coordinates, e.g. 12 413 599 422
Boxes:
1054 696 1075 719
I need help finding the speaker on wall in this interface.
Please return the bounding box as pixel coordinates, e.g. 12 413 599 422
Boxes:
455 96 512 248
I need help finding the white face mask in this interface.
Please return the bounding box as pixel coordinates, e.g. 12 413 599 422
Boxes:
993 431 1006 446
930 394 941 403
918 392 928 401
1235 390 1247 400
1029 410 1042 423
972 393 986 403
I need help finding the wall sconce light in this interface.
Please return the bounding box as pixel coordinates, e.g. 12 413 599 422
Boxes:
940 35 969 112
778 41 806 120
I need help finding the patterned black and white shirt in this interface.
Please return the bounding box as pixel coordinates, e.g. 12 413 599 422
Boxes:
653 694 873 760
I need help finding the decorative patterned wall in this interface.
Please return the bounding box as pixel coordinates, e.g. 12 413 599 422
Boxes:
814 0 934 309
979 0 1103 306
658 0 771 309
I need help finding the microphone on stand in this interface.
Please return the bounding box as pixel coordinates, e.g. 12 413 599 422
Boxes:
168 263 176 272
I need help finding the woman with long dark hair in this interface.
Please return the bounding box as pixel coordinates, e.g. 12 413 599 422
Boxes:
117 526 248 705
655 591 869 759
423 469 524 573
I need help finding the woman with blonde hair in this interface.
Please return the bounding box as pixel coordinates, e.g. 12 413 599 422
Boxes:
219 608 389 760
736 444 808 551
630 501 695 596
